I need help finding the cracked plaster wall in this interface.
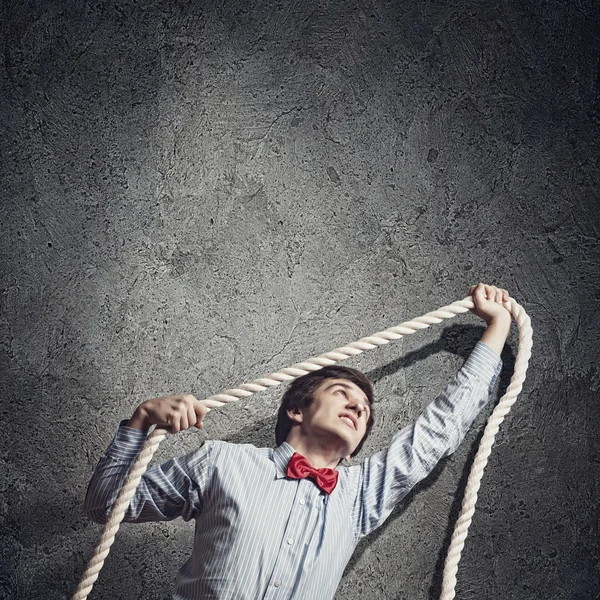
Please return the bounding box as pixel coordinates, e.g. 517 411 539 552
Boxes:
1 1 599 599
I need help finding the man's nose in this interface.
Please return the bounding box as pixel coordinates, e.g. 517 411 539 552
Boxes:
348 400 364 416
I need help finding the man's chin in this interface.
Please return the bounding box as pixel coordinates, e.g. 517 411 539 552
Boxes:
314 426 356 455
332 427 360 457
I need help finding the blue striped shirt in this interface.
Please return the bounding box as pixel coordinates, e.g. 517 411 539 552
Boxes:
84 341 502 600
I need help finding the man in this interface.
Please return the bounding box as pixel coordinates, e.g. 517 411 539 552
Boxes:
84 283 512 599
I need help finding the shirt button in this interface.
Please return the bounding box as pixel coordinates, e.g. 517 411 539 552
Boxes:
274 581 281 587
299 499 305 505
287 538 294 545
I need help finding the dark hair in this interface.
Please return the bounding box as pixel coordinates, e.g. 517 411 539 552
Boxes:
275 365 375 457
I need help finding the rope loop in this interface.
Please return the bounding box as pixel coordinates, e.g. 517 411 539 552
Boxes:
72 295 532 600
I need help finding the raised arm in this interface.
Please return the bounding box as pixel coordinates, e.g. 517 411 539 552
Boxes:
352 283 512 538
83 394 211 524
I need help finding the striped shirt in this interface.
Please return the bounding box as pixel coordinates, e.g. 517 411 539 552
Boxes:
84 341 502 600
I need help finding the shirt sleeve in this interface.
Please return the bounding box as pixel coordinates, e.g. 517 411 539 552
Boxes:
354 341 502 538
83 421 213 524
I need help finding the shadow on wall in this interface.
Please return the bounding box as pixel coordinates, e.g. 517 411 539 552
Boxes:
352 323 516 599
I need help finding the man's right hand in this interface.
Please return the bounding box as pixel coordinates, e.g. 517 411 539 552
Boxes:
126 394 209 433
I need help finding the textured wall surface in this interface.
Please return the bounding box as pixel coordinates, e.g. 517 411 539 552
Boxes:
2 0 599 599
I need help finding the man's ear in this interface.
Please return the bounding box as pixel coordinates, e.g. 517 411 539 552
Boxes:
286 407 304 424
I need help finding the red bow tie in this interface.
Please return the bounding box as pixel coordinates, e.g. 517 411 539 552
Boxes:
286 452 339 495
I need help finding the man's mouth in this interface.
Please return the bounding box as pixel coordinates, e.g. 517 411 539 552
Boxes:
339 415 356 430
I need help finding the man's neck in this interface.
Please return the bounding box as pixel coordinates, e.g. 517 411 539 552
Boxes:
285 434 346 469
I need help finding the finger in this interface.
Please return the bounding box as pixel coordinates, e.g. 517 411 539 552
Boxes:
468 284 483 311
501 289 510 303
194 400 208 428
469 284 480 297
187 403 197 431
179 410 190 432
171 415 181 434
495 289 503 303
474 283 486 301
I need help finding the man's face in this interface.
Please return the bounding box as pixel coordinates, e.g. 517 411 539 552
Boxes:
288 378 371 458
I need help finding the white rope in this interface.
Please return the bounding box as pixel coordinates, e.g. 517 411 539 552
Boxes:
72 295 532 600
440 297 532 599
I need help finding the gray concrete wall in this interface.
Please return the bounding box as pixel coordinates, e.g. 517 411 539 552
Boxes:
2 0 599 598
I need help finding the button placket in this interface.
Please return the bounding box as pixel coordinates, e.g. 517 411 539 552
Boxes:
264 480 310 598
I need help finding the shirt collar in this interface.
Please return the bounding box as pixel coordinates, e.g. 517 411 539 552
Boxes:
272 441 296 479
